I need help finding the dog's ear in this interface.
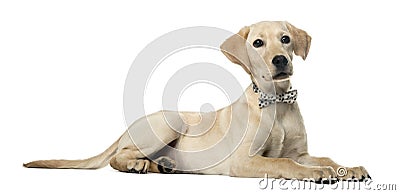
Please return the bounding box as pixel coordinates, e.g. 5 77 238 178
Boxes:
285 22 312 60
220 26 251 74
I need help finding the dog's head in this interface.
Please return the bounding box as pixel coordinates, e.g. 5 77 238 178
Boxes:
221 21 311 92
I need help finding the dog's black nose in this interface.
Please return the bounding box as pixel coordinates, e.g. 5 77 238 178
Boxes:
272 55 288 68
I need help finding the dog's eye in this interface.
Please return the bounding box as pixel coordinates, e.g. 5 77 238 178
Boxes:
253 39 264 48
281 35 290 44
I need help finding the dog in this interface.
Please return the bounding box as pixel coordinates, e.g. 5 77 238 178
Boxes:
24 21 370 181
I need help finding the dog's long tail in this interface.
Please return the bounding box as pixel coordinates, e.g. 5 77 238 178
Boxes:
23 137 120 169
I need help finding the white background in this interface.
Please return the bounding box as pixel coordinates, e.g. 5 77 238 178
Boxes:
1 0 399 194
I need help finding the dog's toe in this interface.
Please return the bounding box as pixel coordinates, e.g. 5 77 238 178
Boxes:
314 178 338 185
126 159 150 174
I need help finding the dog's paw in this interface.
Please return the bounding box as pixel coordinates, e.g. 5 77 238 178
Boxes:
126 159 150 174
308 166 337 183
337 166 370 181
154 156 176 173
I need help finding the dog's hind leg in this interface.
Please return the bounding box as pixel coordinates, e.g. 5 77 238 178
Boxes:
110 111 183 173
110 146 176 173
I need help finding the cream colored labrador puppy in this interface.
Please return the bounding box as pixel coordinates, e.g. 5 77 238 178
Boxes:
24 21 370 181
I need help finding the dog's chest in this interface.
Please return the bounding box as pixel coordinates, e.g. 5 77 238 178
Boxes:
261 119 285 157
260 104 302 157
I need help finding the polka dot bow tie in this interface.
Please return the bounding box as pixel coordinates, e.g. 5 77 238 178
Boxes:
252 82 298 109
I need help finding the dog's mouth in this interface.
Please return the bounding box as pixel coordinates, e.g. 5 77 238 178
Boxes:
273 72 291 80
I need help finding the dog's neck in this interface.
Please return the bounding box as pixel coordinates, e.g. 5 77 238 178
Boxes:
241 79 292 109
272 80 291 94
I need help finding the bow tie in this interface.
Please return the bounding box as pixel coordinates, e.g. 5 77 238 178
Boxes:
252 82 298 108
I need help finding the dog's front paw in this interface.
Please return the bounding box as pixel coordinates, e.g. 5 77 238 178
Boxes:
310 166 337 183
127 159 150 174
337 166 370 181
